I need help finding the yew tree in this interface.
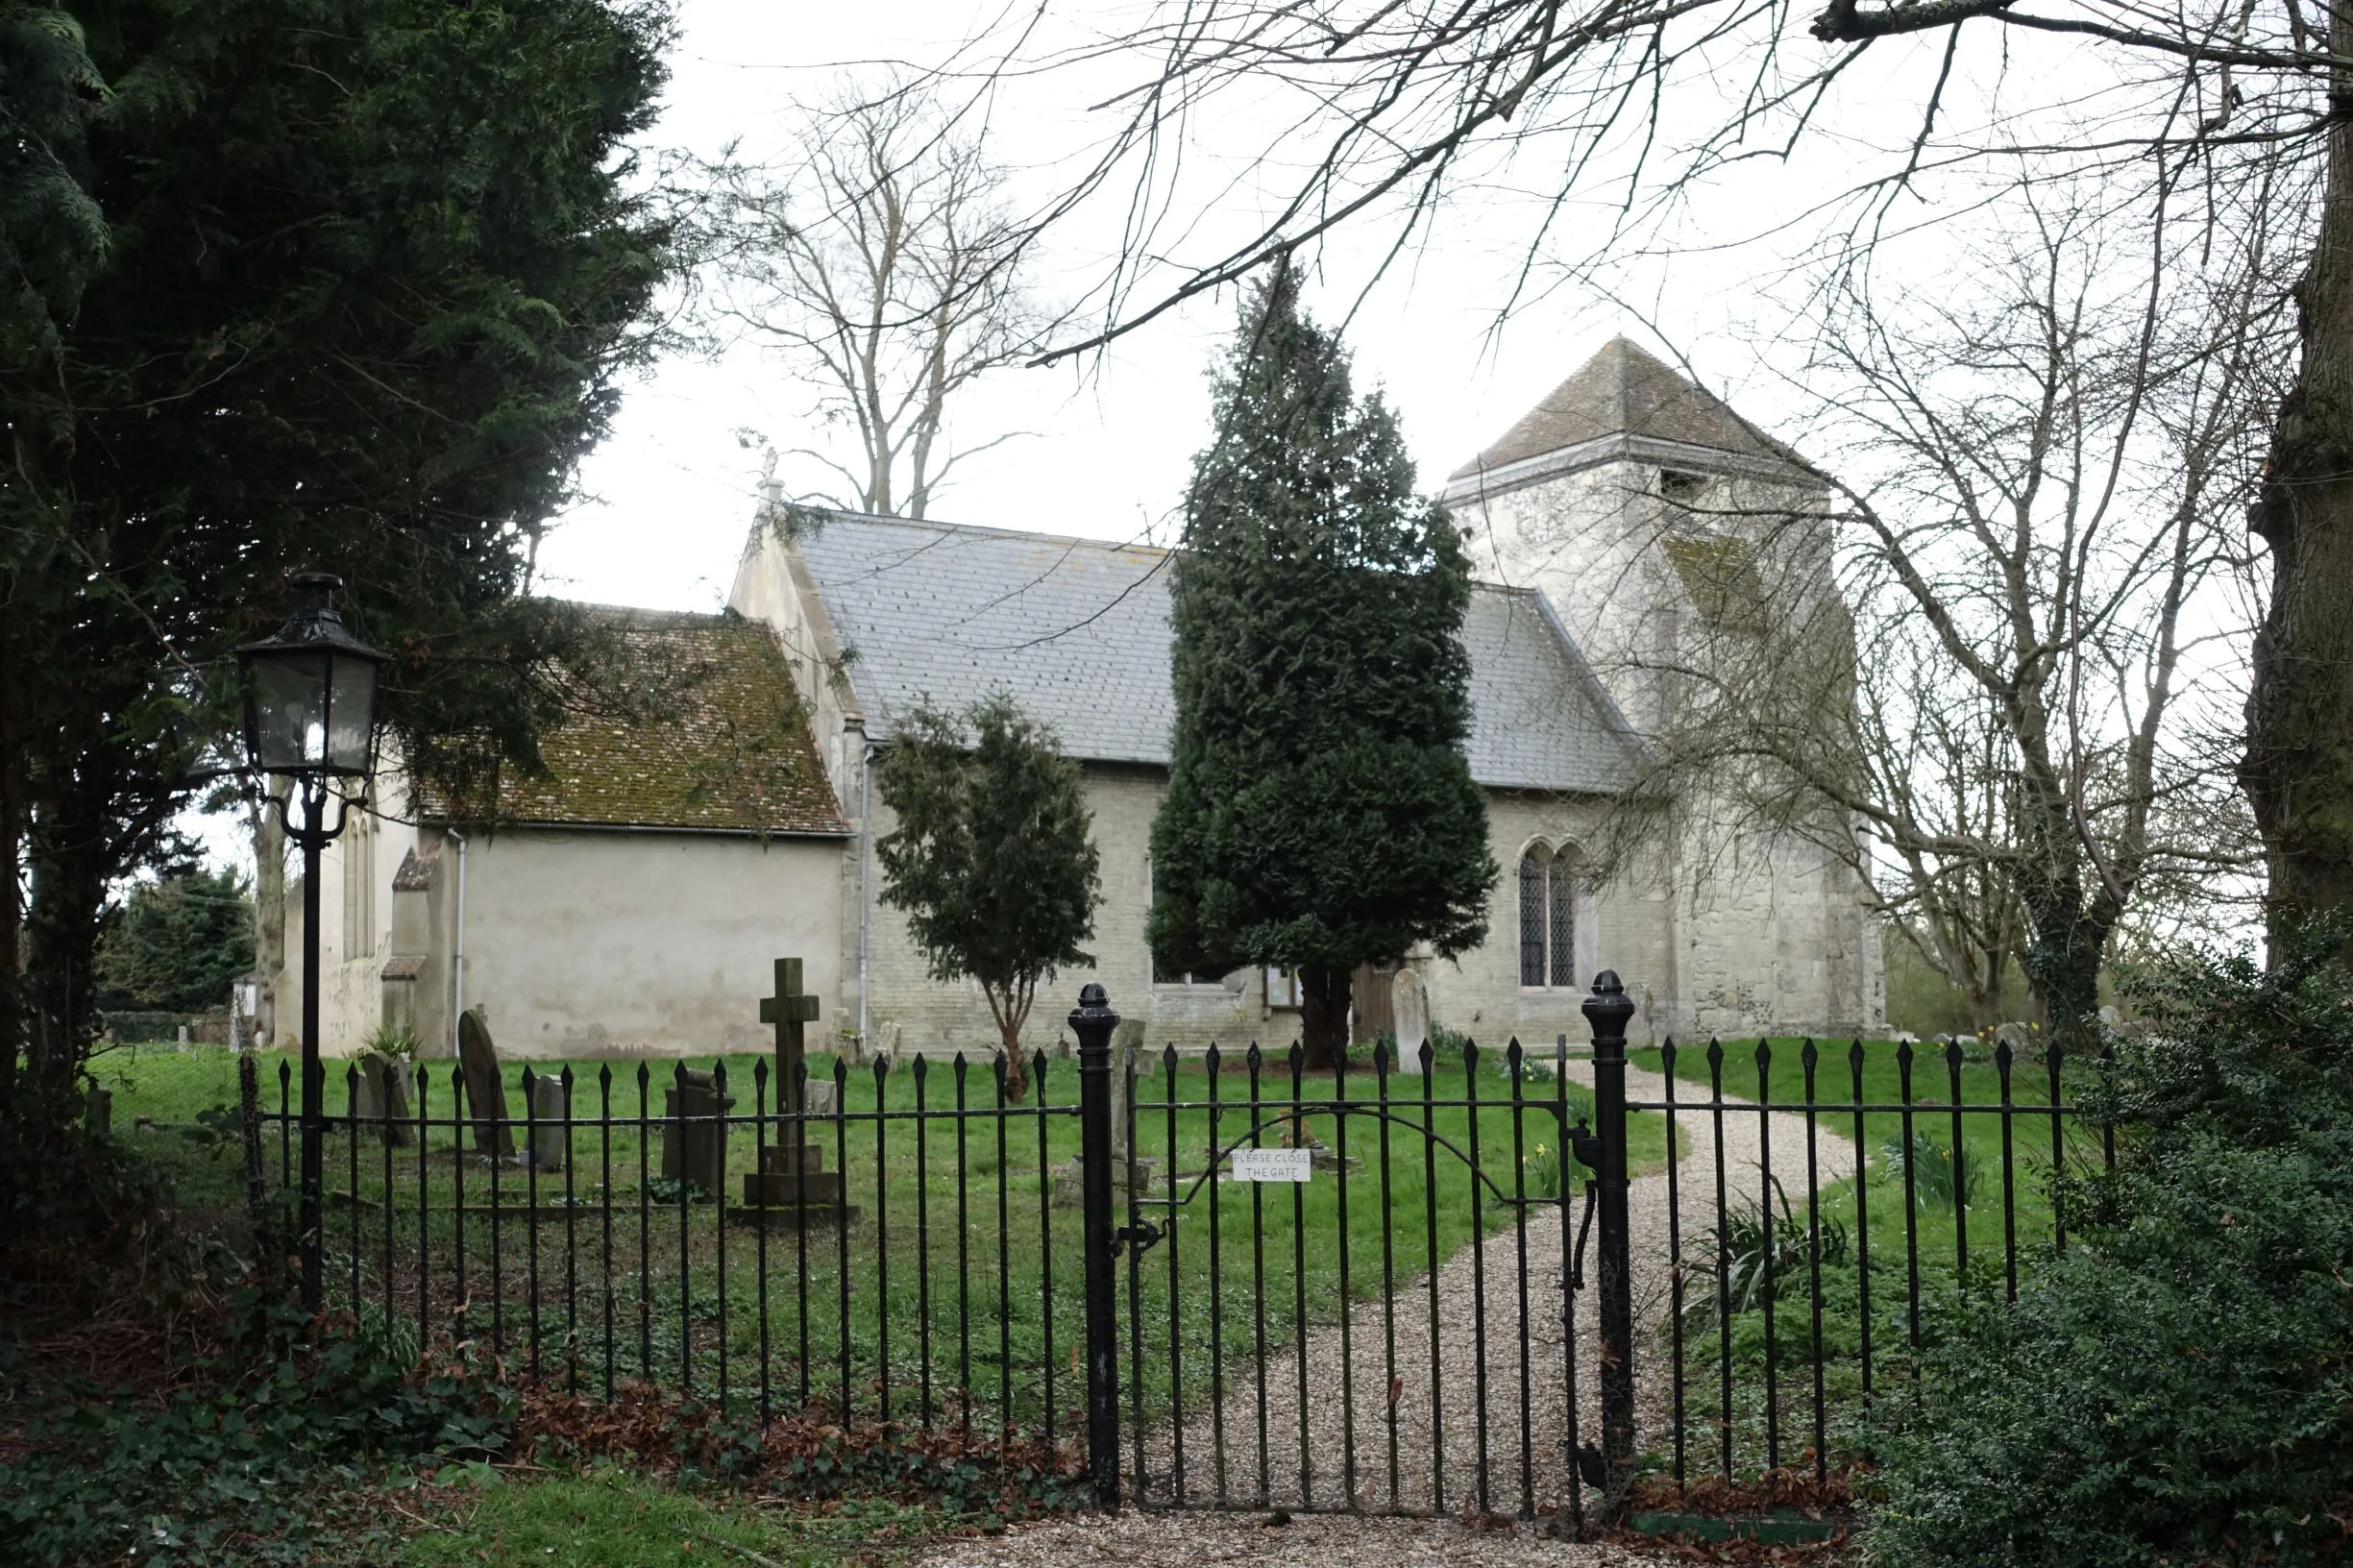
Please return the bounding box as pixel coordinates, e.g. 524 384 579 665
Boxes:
1148 267 1494 1071
0 0 674 1132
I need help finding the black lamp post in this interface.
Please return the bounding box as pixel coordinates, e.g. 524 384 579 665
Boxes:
238 573 388 1312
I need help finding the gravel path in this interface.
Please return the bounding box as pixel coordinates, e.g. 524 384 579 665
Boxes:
1126 1056 1859 1518
915 1508 1675 1567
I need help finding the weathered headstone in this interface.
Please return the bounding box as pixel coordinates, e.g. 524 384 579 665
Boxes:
1110 1017 1144 1164
873 1018 901 1067
529 1073 568 1172
456 1010 513 1158
86 1084 111 1139
352 1050 414 1147
1389 968 1431 1076
744 956 852 1222
662 1067 733 1196
1054 1017 1155 1207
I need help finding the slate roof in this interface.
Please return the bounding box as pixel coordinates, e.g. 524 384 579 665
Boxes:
426 609 849 836
1450 336 1807 478
794 513 1641 796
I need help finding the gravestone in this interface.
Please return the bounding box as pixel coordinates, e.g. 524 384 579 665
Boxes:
874 1018 901 1067
529 1073 568 1172
352 1050 415 1147
661 1068 733 1195
1052 1017 1155 1207
456 1010 514 1158
1389 968 1431 1076
743 956 852 1222
86 1084 111 1139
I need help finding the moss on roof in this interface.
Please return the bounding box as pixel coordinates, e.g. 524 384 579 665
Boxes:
436 608 848 836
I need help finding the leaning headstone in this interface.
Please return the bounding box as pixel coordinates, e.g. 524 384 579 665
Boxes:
529 1073 568 1172
662 1067 733 1197
353 1050 414 1147
1992 1021 2035 1060
456 1010 514 1158
1389 968 1431 1076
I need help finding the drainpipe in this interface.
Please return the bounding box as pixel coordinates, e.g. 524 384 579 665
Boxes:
447 827 467 1058
856 738 873 1052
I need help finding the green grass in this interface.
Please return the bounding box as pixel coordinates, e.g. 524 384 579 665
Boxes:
1629 1035 2104 1482
393 1468 880 1567
97 1041 1674 1444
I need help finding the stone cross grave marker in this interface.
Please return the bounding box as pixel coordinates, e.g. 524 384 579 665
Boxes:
456 1010 513 1158
761 958 821 1122
744 956 850 1223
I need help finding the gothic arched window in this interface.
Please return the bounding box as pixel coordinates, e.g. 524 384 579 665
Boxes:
1518 842 1580 990
1518 848 1548 986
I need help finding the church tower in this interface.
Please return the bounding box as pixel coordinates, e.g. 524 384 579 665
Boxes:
1441 338 1885 1040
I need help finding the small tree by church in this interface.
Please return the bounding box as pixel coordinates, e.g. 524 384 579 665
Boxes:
874 695 1101 1099
1149 266 1495 1072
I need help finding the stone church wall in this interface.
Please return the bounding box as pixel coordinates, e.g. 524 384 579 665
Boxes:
854 766 1686 1059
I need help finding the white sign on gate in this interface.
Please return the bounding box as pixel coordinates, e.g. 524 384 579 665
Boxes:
1227 1148 1313 1183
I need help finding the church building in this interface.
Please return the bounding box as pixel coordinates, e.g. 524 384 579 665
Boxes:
265 339 1883 1062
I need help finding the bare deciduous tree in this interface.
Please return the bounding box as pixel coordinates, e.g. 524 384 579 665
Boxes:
962 0 2349 940
1626 208 2271 1046
705 83 1055 518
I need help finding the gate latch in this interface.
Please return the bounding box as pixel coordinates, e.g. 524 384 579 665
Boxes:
1112 1217 1164 1259
1565 1117 1602 1176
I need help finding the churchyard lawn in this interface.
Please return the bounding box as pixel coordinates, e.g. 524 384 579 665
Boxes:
92 1042 1677 1439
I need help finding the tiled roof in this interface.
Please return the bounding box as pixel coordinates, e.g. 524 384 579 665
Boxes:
1451 336 1807 478
428 609 848 836
794 513 1641 796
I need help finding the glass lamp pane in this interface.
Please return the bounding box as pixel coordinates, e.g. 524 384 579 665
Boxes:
324 653 379 772
251 653 330 771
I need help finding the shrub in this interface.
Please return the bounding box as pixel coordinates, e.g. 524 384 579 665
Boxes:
1861 926 2353 1568
1878 1132 1980 1213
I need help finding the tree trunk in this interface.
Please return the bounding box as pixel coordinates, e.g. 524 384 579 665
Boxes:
0 637 19 1127
1298 966 1350 1073
993 995 1030 1103
2247 7 2353 943
21 805 108 1121
2020 899 2106 1066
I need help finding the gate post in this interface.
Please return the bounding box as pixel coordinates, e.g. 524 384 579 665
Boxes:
1069 983 1123 1507
1581 970 1638 1519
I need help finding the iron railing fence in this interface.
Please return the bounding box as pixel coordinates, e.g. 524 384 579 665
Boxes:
252 975 2104 1529
259 1050 1084 1447
1631 1032 2101 1495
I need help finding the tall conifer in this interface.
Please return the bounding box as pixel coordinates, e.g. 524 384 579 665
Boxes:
1149 266 1494 1070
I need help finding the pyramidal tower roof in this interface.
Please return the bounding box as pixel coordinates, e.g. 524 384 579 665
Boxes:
1448 336 1807 483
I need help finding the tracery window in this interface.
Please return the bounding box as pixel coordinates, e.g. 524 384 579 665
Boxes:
1517 842 1579 990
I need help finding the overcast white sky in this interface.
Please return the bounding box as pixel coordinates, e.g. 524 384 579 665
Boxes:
536 0 1976 611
